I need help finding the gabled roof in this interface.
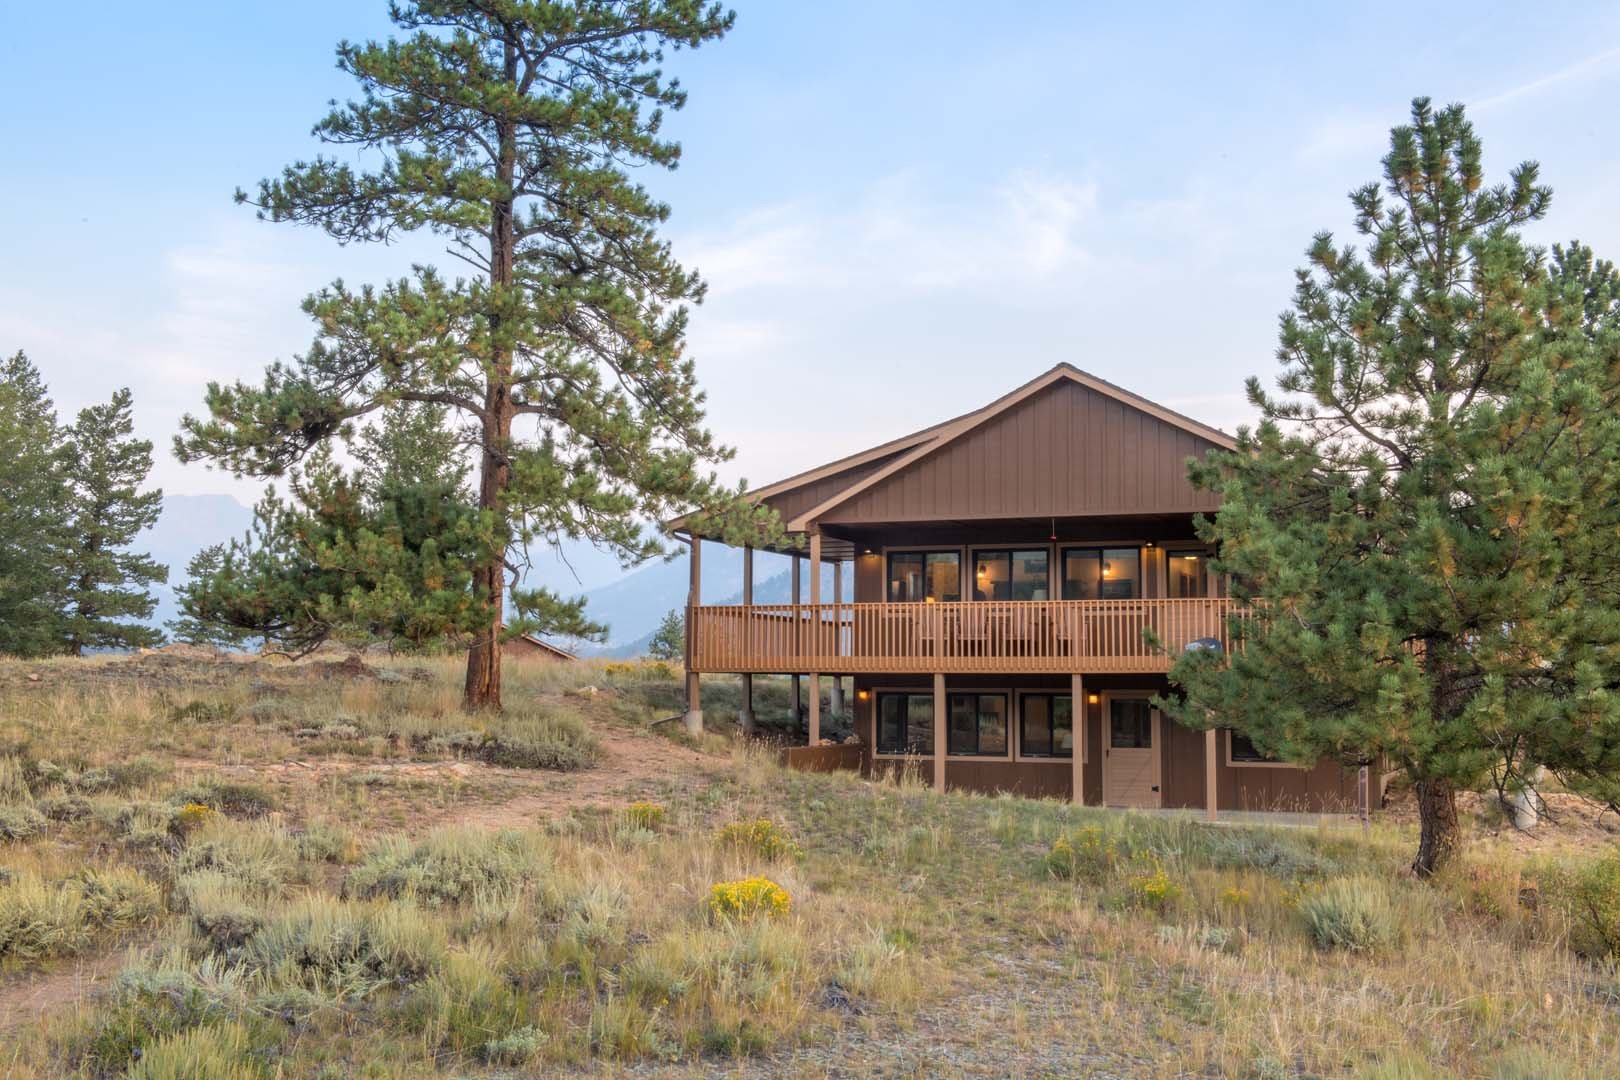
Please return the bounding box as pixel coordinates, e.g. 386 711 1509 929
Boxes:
500 624 578 661
673 363 1236 542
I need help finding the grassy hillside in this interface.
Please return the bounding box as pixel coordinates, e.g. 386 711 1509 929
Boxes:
0 654 1616 1078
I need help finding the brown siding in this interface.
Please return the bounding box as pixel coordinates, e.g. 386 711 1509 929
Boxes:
761 452 908 524
821 380 1224 525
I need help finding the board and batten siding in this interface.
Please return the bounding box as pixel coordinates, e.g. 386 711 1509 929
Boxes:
759 451 910 526
819 380 1224 525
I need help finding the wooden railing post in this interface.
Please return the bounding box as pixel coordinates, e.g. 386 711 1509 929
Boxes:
739 545 755 735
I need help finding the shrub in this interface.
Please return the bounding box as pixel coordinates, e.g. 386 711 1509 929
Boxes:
1563 851 1620 960
1200 828 1337 881
481 1025 550 1066
0 868 162 963
0 804 45 841
480 711 599 772
68 958 248 1072
172 802 218 836
37 793 92 822
625 801 666 830
716 818 804 862
294 818 357 864
1044 826 1125 882
175 872 264 951
241 897 448 989
126 1020 265 1080
345 827 547 906
176 819 296 896
1125 860 1183 912
1299 876 1398 952
168 780 275 819
708 877 792 921
168 700 235 724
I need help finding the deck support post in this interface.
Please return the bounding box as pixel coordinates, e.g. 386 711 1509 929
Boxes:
1071 673 1085 806
807 534 822 746
790 554 802 732
933 672 946 793
829 560 844 717
1205 728 1219 822
738 546 755 735
683 536 702 735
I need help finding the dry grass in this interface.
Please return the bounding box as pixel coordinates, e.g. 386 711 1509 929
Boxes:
0 654 1617 1077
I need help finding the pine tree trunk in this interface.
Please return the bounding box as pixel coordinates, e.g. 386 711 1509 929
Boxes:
462 31 520 714
1412 775 1459 877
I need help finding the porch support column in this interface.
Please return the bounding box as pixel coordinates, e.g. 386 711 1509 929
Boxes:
791 554 802 732
1205 728 1219 822
1071 673 1085 805
829 559 845 717
683 536 703 735
807 533 821 746
933 672 947 793
738 545 755 736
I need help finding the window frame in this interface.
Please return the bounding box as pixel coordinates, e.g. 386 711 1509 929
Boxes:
1225 730 1307 769
883 547 964 604
969 547 1053 602
1163 547 1211 599
1016 691 1077 761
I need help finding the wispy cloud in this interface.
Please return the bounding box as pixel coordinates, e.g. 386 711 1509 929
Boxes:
682 171 1099 298
1297 41 1620 164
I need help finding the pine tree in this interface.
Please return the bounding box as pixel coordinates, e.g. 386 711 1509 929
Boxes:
647 607 683 661
1165 100 1620 875
0 351 70 656
59 389 167 654
175 1 779 709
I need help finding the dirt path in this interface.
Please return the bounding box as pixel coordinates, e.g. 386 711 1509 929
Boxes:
174 724 727 829
0 946 132 1034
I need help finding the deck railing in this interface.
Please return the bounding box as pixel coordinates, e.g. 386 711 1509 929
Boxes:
688 597 1246 674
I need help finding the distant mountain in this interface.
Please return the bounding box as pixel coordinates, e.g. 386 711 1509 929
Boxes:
142 494 257 632
567 546 837 657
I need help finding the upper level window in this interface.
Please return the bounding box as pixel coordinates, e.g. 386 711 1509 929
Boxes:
887 551 960 603
1062 547 1141 600
1166 551 1209 598
972 549 1050 601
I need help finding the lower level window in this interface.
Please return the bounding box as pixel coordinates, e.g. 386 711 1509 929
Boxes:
1020 693 1073 758
948 693 1008 756
1228 731 1279 764
876 693 934 755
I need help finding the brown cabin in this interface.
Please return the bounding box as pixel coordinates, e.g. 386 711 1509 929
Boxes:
673 364 1374 816
501 628 578 663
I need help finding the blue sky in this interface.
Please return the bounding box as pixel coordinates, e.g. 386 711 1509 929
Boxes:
6 2 1620 590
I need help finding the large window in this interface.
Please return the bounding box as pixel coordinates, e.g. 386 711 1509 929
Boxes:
972 549 1050 601
1062 547 1141 600
1166 551 1209 598
887 551 961 603
876 693 935 755
948 693 1008 756
1020 693 1073 758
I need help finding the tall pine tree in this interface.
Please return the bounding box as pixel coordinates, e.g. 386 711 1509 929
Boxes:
1166 100 1620 875
176 1 778 709
60 389 167 654
0 351 69 656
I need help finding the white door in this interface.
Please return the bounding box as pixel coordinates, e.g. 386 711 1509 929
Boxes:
1102 696 1161 808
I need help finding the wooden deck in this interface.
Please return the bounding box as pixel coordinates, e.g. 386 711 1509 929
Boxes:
688 598 1244 674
